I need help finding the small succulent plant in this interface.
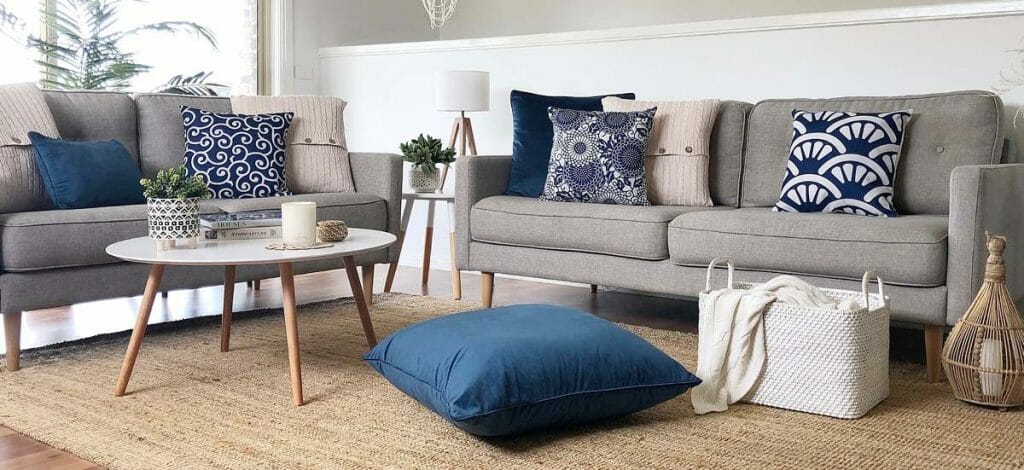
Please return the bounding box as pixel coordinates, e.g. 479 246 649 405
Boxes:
399 134 457 175
139 165 210 200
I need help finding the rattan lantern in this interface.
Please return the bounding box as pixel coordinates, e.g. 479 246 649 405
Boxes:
942 232 1024 410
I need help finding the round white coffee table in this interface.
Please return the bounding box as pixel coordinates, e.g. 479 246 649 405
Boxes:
106 228 396 406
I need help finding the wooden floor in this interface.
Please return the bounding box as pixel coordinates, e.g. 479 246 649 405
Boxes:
0 265 933 469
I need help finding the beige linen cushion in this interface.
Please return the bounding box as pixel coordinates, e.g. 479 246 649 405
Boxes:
602 97 720 206
231 95 355 193
0 83 61 213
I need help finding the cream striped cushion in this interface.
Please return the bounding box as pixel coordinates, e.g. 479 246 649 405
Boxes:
0 83 61 212
602 98 720 206
231 95 355 194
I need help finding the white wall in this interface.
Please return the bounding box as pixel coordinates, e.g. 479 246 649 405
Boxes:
437 0 995 39
319 3 1024 272
290 0 437 94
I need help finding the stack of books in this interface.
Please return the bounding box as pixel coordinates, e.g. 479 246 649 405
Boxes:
200 210 283 240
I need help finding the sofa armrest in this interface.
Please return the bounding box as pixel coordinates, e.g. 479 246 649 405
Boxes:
350 152 403 262
947 163 1024 325
455 155 513 270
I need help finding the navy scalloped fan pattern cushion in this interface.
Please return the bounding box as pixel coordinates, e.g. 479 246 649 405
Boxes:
773 109 912 217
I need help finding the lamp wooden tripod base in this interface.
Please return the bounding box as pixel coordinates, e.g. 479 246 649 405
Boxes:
438 111 477 191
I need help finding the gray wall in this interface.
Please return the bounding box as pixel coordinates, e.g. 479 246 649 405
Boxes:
292 0 438 94
437 0 995 39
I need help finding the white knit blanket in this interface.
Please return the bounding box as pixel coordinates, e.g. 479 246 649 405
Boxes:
691 275 856 414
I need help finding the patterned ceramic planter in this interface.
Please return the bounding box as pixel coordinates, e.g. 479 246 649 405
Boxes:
409 166 440 193
147 197 201 250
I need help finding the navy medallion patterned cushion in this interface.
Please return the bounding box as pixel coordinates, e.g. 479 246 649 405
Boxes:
540 107 656 205
181 106 294 199
773 109 912 217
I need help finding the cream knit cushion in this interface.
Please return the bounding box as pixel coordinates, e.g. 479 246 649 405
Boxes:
602 97 720 206
231 95 355 193
0 83 61 212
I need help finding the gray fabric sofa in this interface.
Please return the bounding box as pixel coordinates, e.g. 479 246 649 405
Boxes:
1 90 402 371
456 90 1017 382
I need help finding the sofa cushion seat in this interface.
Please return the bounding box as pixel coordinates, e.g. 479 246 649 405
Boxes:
210 192 387 230
668 208 948 286
0 202 222 272
472 195 727 260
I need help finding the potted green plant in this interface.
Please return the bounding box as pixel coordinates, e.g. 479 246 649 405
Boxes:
140 165 211 251
400 134 457 193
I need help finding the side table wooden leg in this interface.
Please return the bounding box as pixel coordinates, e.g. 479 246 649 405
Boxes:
446 201 461 300
344 256 379 347
422 201 435 286
278 262 304 406
115 264 165 397
221 265 236 352
384 197 415 293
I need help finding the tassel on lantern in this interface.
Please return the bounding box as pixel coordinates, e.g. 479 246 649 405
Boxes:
942 232 1024 410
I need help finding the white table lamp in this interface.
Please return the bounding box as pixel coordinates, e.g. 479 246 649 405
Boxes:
435 70 489 190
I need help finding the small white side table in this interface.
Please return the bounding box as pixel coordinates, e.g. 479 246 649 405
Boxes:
383 192 462 299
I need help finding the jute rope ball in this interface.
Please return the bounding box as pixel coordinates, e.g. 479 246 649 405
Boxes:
942 232 1024 410
316 220 348 242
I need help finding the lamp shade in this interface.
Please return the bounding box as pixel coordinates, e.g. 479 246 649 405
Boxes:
435 71 489 112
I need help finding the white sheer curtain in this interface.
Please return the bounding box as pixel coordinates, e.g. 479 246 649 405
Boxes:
0 2 41 85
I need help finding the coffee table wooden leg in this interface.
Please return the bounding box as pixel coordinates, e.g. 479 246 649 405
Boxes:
344 256 378 348
115 264 165 397
384 197 415 293
221 265 236 352
361 264 375 306
278 262 304 406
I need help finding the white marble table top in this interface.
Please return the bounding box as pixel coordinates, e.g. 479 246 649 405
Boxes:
106 228 396 266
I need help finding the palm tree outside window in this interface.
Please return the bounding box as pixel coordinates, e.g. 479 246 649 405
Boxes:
0 0 261 95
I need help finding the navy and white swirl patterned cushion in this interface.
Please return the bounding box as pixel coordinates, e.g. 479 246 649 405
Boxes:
540 107 655 205
181 106 294 199
773 109 912 217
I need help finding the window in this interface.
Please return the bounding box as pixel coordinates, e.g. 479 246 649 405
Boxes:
0 0 261 95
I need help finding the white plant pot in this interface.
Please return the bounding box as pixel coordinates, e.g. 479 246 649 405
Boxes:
148 197 201 250
409 166 440 193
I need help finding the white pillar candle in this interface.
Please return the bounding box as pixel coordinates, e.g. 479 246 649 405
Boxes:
281 202 317 248
980 338 1004 397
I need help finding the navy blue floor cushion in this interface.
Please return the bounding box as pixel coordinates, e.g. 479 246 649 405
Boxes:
364 304 700 437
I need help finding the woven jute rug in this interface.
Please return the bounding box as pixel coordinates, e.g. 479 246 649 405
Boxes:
0 293 1020 469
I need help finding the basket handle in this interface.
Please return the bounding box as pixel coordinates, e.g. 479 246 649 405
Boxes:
705 258 735 291
861 271 885 306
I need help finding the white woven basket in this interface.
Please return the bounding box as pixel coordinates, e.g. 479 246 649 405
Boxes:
698 258 891 419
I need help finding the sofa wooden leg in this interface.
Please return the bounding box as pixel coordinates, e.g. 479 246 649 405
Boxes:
481 272 494 308
4 311 22 371
590 284 598 294
362 264 375 306
253 279 261 291
924 325 944 383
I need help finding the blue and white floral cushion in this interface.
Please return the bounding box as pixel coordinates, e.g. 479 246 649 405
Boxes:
540 107 655 205
774 109 912 217
181 106 294 199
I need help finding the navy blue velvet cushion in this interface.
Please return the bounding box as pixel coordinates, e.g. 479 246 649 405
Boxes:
506 90 635 197
364 304 700 437
28 132 144 209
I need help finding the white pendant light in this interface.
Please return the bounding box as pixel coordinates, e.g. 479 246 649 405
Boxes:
421 0 458 29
